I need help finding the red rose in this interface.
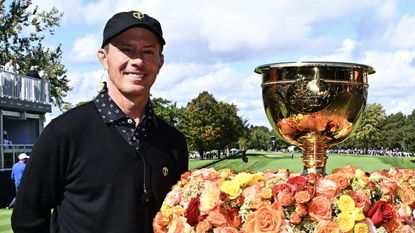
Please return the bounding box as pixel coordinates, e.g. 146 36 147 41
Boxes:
220 206 241 228
185 197 200 226
367 200 393 227
287 176 307 190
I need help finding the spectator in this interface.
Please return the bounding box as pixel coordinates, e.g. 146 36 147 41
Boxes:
26 66 42 79
7 153 30 209
26 66 42 101
4 58 20 74
3 130 13 146
288 145 296 159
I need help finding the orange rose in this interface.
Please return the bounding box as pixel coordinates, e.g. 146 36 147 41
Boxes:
206 207 227 227
180 171 191 181
314 220 340 233
381 178 398 197
308 196 332 222
196 219 212 233
213 227 239 233
244 204 284 233
325 173 350 191
316 179 338 198
168 214 186 233
290 213 302 224
353 192 371 214
332 165 356 179
277 192 294 207
295 190 311 203
296 203 308 217
153 212 169 233
271 202 285 219
400 187 415 206
272 183 294 197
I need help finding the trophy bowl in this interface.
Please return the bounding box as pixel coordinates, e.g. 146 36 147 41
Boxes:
255 61 375 175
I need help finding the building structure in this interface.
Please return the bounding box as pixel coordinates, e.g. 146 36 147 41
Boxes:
0 68 51 207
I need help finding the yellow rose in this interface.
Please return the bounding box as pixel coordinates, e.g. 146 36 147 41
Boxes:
200 186 220 211
220 180 242 199
248 173 265 186
355 169 368 186
351 208 365 221
354 223 369 233
233 172 253 186
261 187 272 199
160 202 171 218
337 212 355 232
218 168 232 179
338 195 355 213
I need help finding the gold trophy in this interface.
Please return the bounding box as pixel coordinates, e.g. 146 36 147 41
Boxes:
255 62 375 175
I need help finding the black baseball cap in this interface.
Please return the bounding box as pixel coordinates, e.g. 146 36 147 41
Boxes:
101 10 166 48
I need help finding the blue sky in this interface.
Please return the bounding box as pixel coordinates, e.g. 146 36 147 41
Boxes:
29 0 415 126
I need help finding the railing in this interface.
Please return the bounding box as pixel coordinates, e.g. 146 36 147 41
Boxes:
0 144 33 171
0 69 50 104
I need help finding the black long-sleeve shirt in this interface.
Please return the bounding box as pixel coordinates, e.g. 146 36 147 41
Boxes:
11 101 188 233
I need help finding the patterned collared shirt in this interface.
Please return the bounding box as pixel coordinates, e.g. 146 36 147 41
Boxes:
94 88 157 151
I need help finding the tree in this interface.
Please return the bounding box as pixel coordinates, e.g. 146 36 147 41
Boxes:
0 0 70 108
180 91 246 159
403 110 415 153
181 92 221 158
246 126 274 150
152 97 184 128
215 102 246 157
352 103 386 152
380 112 407 150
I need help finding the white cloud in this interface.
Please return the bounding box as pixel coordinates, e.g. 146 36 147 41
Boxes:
32 0 415 126
362 49 415 115
65 69 105 104
388 15 415 49
69 34 100 63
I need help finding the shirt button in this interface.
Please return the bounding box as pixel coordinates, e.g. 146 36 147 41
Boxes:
127 119 133 124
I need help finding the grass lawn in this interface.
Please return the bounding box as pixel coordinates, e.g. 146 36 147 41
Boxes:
1 152 414 232
0 208 13 233
189 151 415 173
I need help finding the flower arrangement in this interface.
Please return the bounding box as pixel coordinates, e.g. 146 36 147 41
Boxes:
153 165 415 233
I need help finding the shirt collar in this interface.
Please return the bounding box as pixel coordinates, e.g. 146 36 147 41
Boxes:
94 82 157 127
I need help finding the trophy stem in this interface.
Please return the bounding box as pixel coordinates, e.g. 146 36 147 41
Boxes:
300 135 328 176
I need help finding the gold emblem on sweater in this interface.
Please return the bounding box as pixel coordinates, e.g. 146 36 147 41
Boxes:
162 167 169 176
133 11 144 20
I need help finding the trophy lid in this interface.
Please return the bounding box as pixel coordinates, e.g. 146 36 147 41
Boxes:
255 61 375 75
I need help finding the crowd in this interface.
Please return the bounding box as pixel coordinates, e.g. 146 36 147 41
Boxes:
327 148 413 157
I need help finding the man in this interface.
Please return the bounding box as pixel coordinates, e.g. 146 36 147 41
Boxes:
26 66 42 79
288 145 296 159
4 58 20 73
12 10 189 233
7 153 30 209
3 130 13 146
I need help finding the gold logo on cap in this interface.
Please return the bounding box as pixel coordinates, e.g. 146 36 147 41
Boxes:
133 11 145 20
162 167 169 176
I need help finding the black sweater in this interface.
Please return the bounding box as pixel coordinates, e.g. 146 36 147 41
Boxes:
11 101 188 233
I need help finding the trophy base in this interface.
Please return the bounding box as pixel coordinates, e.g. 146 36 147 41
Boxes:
299 137 328 176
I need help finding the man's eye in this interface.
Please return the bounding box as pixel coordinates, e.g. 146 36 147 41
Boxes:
120 47 132 53
143 49 155 55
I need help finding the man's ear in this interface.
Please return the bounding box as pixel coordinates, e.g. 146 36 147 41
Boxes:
159 53 164 69
97 49 108 70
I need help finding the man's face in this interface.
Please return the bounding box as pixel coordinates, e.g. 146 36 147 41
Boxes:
98 27 164 100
